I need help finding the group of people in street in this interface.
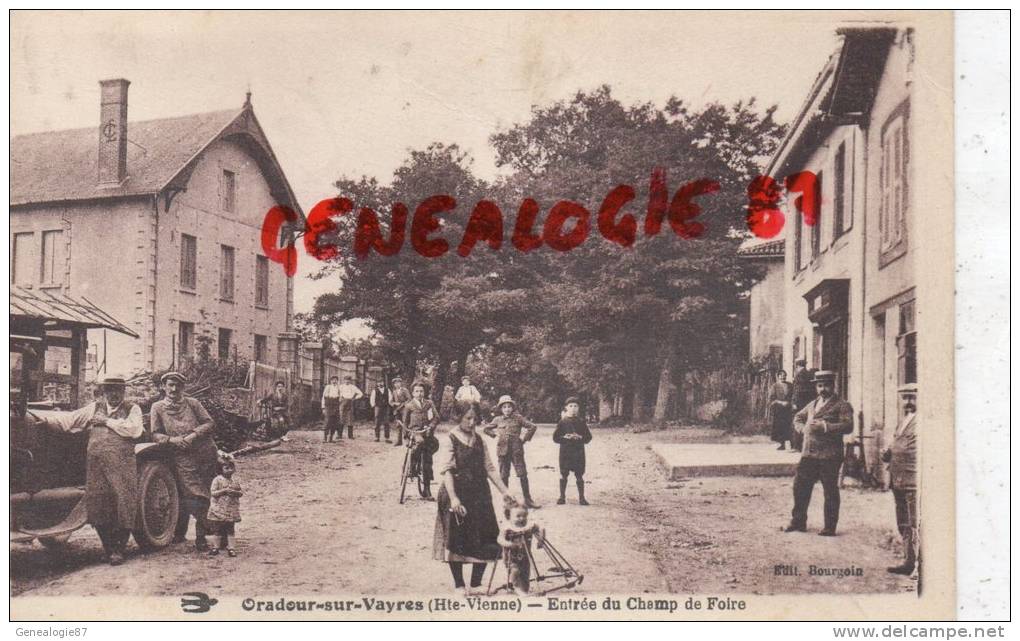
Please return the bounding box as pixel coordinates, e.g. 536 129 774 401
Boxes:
777 366 920 577
24 361 916 584
428 386 593 595
29 372 245 564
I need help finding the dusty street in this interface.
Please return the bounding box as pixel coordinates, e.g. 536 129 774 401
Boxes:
11 424 915 598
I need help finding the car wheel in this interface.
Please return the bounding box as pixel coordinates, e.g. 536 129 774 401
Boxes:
39 532 72 548
133 460 180 550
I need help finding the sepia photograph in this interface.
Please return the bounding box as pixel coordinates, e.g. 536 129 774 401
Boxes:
6 9 992 625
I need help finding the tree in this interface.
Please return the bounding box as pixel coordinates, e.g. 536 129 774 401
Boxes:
310 87 786 422
488 87 785 421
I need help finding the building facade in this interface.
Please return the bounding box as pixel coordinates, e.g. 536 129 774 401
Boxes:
765 28 919 475
738 237 785 366
10 79 303 378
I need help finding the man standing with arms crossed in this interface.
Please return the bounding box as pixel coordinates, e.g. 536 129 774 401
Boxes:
151 372 219 553
785 370 853 536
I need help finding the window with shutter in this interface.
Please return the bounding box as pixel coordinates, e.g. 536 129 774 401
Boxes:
897 300 917 386
180 234 197 290
222 169 236 213
220 245 235 301
12 232 35 286
178 322 194 360
833 142 849 239
880 102 910 264
218 328 233 361
811 170 823 258
40 230 65 286
256 255 270 308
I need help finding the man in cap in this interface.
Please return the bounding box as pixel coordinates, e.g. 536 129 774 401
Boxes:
482 395 540 509
883 384 919 575
30 376 143 565
390 376 412 446
150 372 219 552
785 370 854 536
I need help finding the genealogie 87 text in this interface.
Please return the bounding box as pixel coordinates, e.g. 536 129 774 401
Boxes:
260 168 818 276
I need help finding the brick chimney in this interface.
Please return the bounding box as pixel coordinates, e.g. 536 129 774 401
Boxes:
98 78 130 185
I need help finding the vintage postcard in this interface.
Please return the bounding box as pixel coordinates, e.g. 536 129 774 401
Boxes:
9 10 958 621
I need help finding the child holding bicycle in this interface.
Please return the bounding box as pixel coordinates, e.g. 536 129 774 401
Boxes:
402 381 440 500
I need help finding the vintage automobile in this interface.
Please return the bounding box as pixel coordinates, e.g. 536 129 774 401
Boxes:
10 286 181 550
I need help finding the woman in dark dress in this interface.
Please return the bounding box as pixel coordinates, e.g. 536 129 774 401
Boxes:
768 370 794 450
433 406 515 594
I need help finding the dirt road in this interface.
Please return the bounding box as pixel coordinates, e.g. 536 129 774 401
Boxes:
11 424 914 598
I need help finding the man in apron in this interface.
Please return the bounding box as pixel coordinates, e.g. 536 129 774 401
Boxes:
31 376 143 565
150 371 219 552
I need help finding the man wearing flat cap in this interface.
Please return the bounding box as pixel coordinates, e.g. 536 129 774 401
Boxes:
30 376 143 565
786 370 854 536
883 384 919 576
150 372 219 552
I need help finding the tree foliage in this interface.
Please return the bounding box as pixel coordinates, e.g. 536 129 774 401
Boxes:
312 87 785 418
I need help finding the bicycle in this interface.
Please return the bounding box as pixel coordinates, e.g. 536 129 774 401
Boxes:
398 422 431 504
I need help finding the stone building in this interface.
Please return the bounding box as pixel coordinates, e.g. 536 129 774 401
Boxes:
764 27 924 473
738 236 785 366
10 79 304 377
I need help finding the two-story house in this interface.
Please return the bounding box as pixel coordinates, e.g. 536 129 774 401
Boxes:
10 79 304 377
764 27 921 471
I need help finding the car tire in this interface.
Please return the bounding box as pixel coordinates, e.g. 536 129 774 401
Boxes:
133 460 180 550
39 532 72 548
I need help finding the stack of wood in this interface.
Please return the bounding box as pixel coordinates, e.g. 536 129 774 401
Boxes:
125 360 266 452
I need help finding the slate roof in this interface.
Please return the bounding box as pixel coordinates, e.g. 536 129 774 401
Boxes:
10 285 139 337
764 27 896 178
10 109 241 207
737 237 785 259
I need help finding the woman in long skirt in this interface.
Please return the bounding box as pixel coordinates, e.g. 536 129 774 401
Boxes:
433 405 515 594
768 370 794 450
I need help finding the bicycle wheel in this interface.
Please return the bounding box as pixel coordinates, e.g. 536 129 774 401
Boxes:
417 467 428 498
399 447 412 504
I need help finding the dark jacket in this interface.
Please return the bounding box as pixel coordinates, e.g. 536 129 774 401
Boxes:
402 398 439 434
793 395 854 461
553 416 592 474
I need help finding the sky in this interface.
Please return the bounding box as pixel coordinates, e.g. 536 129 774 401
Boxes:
10 10 848 334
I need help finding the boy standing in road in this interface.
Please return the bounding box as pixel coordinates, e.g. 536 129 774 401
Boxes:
552 397 592 505
483 395 540 509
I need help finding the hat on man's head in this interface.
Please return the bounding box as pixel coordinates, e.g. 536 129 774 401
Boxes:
898 383 918 396
795 359 807 366
497 395 516 409
160 371 187 384
98 375 127 387
564 396 580 406
461 376 471 382
344 375 354 381
391 376 403 383
812 370 837 383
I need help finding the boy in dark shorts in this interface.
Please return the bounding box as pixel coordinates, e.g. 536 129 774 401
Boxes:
552 397 592 505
